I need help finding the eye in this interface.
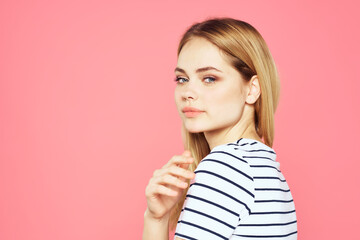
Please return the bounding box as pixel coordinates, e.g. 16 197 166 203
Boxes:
204 76 216 83
174 77 188 84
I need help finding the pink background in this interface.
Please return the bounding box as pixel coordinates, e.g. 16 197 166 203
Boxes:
1 0 359 239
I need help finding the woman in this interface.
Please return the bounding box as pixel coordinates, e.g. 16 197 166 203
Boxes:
143 17 297 240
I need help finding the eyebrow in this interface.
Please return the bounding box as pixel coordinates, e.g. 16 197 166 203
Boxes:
174 66 223 74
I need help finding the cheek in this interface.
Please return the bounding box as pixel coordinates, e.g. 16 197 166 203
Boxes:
174 89 182 111
208 87 244 114
174 89 180 104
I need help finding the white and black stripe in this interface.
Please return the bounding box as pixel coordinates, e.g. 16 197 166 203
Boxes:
174 138 297 239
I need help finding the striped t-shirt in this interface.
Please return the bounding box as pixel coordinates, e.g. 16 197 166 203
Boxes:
174 138 297 240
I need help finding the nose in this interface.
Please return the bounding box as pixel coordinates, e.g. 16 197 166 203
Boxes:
181 84 198 101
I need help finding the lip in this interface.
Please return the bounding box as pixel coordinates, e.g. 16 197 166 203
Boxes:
184 111 204 117
182 106 204 113
182 106 205 118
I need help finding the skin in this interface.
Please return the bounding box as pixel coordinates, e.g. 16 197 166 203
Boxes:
143 37 261 240
175 37 262 149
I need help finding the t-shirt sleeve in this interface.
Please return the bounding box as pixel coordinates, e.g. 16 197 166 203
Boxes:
174 144 255 240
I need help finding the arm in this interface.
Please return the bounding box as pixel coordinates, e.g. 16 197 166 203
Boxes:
142 210 186 240
142 151 195 240
142 210 169 240
174 145 255 239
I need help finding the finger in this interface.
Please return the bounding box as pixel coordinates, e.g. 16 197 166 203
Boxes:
152 169 162 177
178 158 193 170
153 166 194 180
176 152 194 182
182 150 191 157
163 155 194 169
180 150 193 168
154 174 188 189
177 163 193 182
153 184 178 196
174 155 194 167
163 156 181 168
167 165 195 179
146 183 177 197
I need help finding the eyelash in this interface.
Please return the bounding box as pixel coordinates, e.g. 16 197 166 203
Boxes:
174 76 216 84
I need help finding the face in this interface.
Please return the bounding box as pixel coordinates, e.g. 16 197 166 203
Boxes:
174 37 250 135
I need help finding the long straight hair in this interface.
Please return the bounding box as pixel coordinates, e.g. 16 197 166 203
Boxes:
169 17 280 230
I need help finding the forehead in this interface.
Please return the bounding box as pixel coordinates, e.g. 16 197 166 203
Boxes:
177 37 232 71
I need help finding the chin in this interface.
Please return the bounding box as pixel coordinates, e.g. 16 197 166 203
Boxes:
183 124 210 134
187 129 204 134
183 124 205 133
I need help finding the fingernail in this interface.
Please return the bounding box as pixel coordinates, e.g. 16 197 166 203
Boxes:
183 150 191 156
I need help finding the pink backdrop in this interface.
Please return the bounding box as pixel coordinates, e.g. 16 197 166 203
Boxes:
1 0 359 239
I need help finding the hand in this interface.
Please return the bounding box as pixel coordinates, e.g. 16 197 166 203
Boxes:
145 150 195 220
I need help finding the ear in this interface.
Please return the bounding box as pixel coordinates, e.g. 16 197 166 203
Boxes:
245 75 261 104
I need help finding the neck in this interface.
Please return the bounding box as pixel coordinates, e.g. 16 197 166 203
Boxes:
204 107 262 150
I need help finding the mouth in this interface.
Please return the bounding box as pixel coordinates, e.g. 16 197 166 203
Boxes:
181 106 205 118
183 111 204 117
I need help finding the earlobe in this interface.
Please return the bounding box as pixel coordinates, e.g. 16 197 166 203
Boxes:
245 75 261 104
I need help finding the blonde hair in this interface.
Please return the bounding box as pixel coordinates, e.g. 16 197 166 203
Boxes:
169 17 280 230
